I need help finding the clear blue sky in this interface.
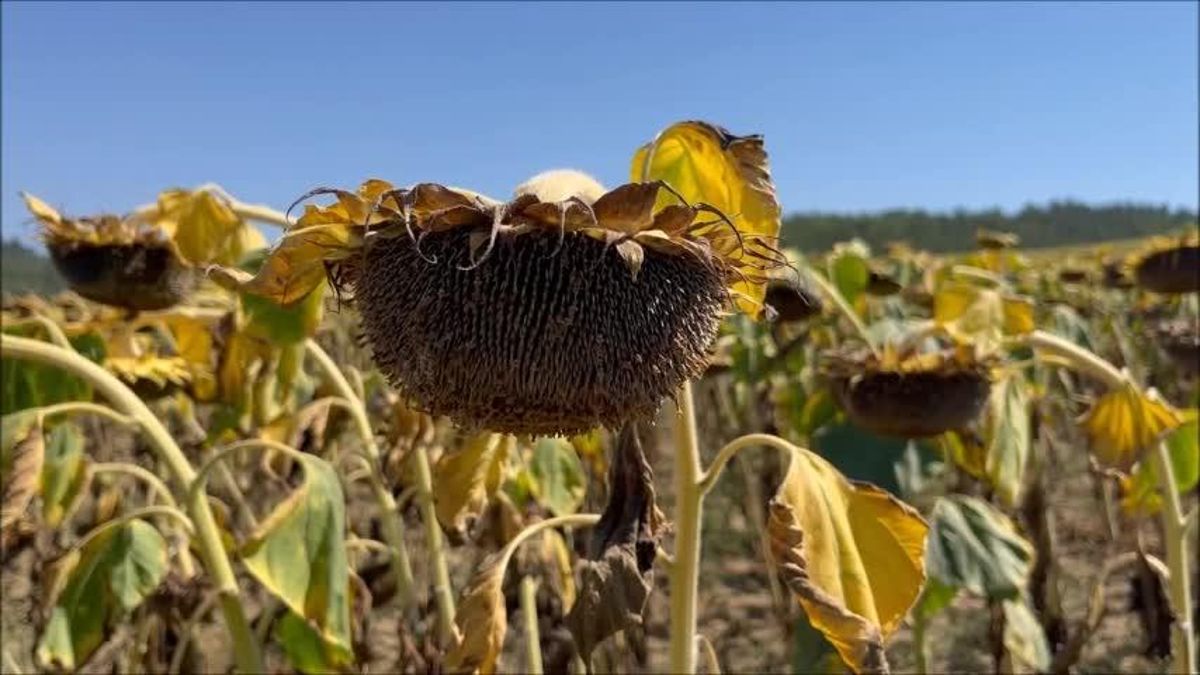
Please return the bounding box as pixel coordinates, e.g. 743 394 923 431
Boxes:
3 1 1197 241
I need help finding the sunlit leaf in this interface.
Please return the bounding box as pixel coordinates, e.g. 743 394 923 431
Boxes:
240 453 352 660
766 444 927 673
155 188 262 266
238 249 328 345
631 120 782 316
925 495 1033 600
240 221 358 305
827 241 871 306
274 609 354 674
41 422 90 528
433 433 509 536
984 371 1032 506
1120 412 1199 515
934 280 1034 351
36 519 168 670
1081 384 1184 470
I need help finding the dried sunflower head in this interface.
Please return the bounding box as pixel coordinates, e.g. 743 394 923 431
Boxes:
23 193 197 311
822 342 994 438
763 271 823 323
234 122 786 435
976 229 1020 250
1128 230 1199 295
104 355 193 400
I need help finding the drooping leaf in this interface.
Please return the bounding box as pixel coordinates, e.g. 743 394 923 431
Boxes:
1120 412 1199 515
40 422 90 527
240 453 352 660
240 221 360 305
1 410 44 543
790 608 852 674
934 280 1034 352
925 495 1033 600
1081 384 1183 470
445 549 507 675
529 438 586 517
984 371 1032 506
36 519 168 670
566 423 664 660
630 120 782 316
239 248 328 345
766 444 928 673
433 433 509 536
1001 596 1051 674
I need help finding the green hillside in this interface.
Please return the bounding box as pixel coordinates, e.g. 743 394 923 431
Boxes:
2 239 64 295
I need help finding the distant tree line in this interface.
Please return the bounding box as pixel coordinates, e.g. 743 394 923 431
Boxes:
780 200 1197 253
2 239 63 295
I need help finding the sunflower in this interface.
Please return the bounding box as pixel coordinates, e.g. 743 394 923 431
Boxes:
21 189 267 312
822 342 994 438
1128 230 1199 295
235 121 785 435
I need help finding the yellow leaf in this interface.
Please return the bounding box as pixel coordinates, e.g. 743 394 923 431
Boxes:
631 120 782 317
241 222 357 304
433 433 509 536
155 189 257 266
934 280 1034 350
767 446 928 673
446 551 507 675
1081 384 1184 470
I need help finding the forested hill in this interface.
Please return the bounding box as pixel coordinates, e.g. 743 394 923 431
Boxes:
781 201 1197 253
1 239 63 295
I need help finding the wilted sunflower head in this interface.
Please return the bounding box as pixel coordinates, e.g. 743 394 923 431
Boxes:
236 122 786 435
1154 319 1200 376
23 193 197 311
976 229 1020 250
763 271 823 323
822 341 994 439
1128 230 1199 295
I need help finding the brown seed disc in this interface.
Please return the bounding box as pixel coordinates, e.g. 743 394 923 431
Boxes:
1133 246 1200 294
47 241 196 311
764 277 822 323
830 368 991 438
355 229 728 436
1156 322 1200 376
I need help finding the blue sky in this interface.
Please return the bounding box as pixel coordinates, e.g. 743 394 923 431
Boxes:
2 1 1197 241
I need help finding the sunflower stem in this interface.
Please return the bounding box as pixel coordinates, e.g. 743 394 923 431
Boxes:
303 340 419 615
1152 440 1196 674
669 381 704 674
800 263 879 357
521 576 544 675
0 334 264 674
411 442 458 646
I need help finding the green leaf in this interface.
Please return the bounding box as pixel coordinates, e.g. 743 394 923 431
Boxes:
238 246 327 345
925 495 1033 600
827 241 871 305
914 578 959 620
984 371 1032 507
1121 412 1199 515
1 330 103 415
1001 596 1051 673
240 453 352 659
36 519 168 670
275 610 354 674
40 422 90 527
529 438 586 517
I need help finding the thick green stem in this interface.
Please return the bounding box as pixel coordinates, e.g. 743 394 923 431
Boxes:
304 340 419 612
1153 441 1196 674
669 382 704 674
1 335 265 673
520 576 543 675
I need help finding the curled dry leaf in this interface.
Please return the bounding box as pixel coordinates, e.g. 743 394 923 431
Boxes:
433 432 509 538
444 551 508 675
566 422 665 660
1 410 44 548
766 445 927 674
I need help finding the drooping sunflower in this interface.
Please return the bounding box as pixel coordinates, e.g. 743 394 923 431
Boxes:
233 121 786 436
20 189 267 311
822 342 994 438
1128 229 1199 295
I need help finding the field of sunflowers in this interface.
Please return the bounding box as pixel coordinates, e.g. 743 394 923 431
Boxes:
1 120 1197 674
